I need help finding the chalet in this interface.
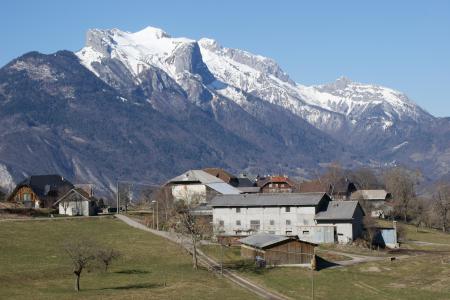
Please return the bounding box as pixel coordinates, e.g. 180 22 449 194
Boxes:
350 189 392 218
166 170 241 204
256 176 296 193
211 193 365 244
55 188 97 216
7 175 74 208
239 233 317 266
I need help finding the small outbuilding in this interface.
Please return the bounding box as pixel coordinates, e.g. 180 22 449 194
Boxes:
55 188 97 216
239 233 317 266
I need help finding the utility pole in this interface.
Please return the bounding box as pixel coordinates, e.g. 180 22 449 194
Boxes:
311 251 315 300
152 202 155 229
116 181 119 215
220 242 224 276
152 200 159 230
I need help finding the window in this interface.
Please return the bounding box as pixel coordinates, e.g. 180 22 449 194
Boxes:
22 193 31 201
269 220 275 226
269 183 273 188
285 207 291 212
286 220 291 226
236 207 241 213
303 219 309 225
302 230 310 235
236 220 241 226
250 220 260 231
268 231 276 234
219 220 224 227
285 230 292 235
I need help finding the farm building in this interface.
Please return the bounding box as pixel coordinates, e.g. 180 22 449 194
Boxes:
7 175 74 208
166 170 241 204
211 193 365 244
55 188 97 216
239 233 317 266
315 201 365 244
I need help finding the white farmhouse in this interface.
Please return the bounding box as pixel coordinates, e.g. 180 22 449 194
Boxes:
211 193 365 244
55 188 97 216
167 170 241 204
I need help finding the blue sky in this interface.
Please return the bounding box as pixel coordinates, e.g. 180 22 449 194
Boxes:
1 0 449 116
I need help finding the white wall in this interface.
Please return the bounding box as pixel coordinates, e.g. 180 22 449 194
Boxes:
59 200 90 216
213 206 317 236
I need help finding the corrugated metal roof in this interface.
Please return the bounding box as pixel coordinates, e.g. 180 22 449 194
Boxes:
239 233 291 249
210 192 328 207
351 190 389 201
315 201 361 220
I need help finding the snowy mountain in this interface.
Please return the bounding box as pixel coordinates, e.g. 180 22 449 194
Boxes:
0 26 448 194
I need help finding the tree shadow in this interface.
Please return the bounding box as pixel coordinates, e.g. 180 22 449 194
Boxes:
224 259 267 275
115 269 151 274
102 282 162 290
315 256 340 271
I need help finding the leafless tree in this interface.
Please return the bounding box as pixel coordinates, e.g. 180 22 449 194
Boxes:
433 182 450 232
172 192 209 270
384 167 418 222
363 216 378 249
411 197 430 232
64 240 97 292
96 248 121 271
349 167 380 189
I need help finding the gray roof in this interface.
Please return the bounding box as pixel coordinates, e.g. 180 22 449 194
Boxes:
315 201 361 220
239 233 291 249
351 190 389 201
210 192 329 207
168 170 241 195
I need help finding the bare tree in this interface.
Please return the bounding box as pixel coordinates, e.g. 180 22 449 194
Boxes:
363 216 378 249
64 240 97 292
172 192 209 270
384 167 418 222
96 248 121 271
433 183 450 232
349 167 380 189
411 197 430 232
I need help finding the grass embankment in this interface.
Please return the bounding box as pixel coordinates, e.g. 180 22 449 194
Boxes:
0 217 256 299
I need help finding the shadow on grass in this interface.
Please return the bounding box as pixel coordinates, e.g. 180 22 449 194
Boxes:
315 256 339 271
102 282 162 290
224 259 267 275
115 269 151 274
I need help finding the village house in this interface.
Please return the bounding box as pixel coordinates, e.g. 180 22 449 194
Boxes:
256 175 296 193
55 188 97 216
350 189 392 218
7 175 74 208
211 193 365 244
239 233 317 266
166 169 242 204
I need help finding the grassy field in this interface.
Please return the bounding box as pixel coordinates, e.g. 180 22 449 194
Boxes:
202 240 450 300
378 220 450 245
0 217 257 299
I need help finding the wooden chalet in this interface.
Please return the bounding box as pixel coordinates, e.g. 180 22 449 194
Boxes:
256 176 296 193
7 175 74 208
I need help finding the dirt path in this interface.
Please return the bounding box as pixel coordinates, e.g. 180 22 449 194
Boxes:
115 214 290 300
